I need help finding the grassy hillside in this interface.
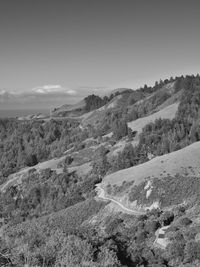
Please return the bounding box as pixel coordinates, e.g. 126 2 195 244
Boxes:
128 102 179 136
54 99 86 112
53 99 86 117
81 94 124 127
2 75 200 267
102 141 200 208
103 141 200 187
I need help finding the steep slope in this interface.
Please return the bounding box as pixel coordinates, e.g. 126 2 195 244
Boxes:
53 89 135 119
53 99 86 117
103 141 200 186
0 156 66 192
128 102 179 135
81 89 147 127
127 81 181 119
101 141 200 209
81 94 123 126
154 89 182 112
107 102 179 157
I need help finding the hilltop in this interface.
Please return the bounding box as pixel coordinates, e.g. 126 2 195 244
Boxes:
52 88 136 118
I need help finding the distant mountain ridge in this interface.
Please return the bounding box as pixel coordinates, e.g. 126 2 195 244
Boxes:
52 88 134 117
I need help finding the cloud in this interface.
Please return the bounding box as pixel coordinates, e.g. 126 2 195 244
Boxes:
0 90 7 95
42 85 61 90
0 85 79 109
66 89 77 95
33 84 65 94
31 85 77 96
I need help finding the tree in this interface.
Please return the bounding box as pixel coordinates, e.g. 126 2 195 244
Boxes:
184 241 200 263
129 108 138 121
179 217 193 227
55 235 94 267
145 220 160 234
92 150 110 177
167 239 185 262
112 120 128 140
25 154 38 167
160 211 174 226
97 247 122 267
84 94 105 112
115 143 136 170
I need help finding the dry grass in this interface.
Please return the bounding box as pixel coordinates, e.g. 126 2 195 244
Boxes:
107 102 179 156
69 162 92 177
102 141 200 190
55 99 85 113
128 102 179 134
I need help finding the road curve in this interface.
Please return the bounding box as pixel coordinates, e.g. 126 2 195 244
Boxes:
96 184 144 215
96 184 170 248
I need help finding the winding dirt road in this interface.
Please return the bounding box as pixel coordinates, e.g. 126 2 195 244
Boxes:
95 184 144 215
96 184 170 248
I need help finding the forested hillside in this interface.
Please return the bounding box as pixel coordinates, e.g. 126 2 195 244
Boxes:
0 119 87 181
1 75 200 266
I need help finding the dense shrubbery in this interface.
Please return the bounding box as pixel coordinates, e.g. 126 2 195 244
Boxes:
84 90 134 113
92 146 111 178
112 119 129 140
2 204 197 267
128 174 200 208
112 143 138 171
0 165 101 225
0 119 90 182
106 75 200 176
0 204 171 266
93 77 177 137
138 75 200 157
106 180 134 196
1 199 106 267
1 75 200 266
84 94 106 112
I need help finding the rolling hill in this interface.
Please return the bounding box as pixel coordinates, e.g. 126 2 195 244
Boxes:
2 74 200 266
53 99 86 117
101 141 200 209
128 102 179 135
103 141 200 188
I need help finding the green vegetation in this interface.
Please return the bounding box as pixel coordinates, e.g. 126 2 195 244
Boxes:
138 75 200 157
84 94 106 112
2 75 200 266
1 199 106 267
129 174 200 208
0 118 90 182
0 165 102 225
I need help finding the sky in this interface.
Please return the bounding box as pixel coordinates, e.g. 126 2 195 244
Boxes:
0 0 200 109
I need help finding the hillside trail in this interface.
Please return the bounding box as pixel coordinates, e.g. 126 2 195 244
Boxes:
95 184 144 215
96 184 171 249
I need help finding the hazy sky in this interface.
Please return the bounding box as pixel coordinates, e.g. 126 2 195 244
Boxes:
0 0 200 107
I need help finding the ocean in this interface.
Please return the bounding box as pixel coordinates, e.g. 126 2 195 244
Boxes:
0 109 49 118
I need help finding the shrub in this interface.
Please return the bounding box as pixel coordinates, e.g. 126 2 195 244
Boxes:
179 217 193 227
25 154 38 167
160 211 174 226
